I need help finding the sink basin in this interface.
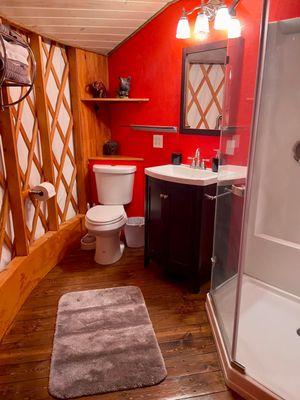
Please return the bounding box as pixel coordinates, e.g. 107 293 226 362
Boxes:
145 164 218 186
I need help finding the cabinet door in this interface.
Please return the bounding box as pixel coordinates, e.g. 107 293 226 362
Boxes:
165 182 200 273
146 178 167 263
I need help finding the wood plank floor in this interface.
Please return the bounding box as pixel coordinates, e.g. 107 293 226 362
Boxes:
0 247 242 400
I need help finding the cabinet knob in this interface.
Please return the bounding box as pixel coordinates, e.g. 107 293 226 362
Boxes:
160 193 168 199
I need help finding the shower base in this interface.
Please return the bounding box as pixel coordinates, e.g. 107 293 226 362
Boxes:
206 275 300 400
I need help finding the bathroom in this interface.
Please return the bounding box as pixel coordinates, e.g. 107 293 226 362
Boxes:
0 0 299 399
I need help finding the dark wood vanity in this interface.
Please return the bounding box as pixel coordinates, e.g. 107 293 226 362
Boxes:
144 176 216 292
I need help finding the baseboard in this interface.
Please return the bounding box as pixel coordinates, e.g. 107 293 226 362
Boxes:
205 293 283 400
0 215 84 341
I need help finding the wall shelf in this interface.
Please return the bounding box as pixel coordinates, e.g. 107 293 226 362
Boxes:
81 98 149 103
89 155 144 161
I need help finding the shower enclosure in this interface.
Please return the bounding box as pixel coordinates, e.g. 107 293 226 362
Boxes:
207 1 300 399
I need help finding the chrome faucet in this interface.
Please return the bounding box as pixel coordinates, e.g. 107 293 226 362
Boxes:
188 148 201 169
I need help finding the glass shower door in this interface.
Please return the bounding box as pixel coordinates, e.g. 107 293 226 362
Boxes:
209 0 265 357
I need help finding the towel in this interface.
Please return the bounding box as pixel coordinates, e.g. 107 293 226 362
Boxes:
0 25 10 36
0 58 30 84
0 38 29 66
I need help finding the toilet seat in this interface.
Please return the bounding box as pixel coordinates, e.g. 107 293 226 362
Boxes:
86 205 126 226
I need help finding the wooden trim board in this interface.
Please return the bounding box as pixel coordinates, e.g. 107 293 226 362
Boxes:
81 98 149 103
30 33 59 231
0 88 29 256
0 215 84 341
205 293 283 400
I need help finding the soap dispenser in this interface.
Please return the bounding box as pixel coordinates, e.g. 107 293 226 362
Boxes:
212 149 221 172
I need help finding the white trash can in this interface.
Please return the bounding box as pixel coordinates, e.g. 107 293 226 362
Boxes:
124 217 145 248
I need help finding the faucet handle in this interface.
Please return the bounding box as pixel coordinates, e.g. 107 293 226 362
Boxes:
188 156 196 168
201 159 210 170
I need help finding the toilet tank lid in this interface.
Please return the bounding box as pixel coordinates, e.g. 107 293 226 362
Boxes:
93 165 136 174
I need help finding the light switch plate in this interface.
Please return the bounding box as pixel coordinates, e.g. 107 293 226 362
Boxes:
153 135 163 148
226 139 235 155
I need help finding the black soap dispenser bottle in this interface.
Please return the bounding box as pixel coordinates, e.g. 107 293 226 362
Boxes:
212 149 221 172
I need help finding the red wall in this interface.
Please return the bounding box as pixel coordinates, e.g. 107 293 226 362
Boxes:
107 0 265 216
103 0 299 217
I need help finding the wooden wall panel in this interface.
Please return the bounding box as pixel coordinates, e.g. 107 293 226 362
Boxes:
68 48 110 210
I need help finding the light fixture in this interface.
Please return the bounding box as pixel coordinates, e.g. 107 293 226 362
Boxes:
176 9 191 39
194 13 210 35
214 5 231 30
176 0 241 40
228 16 242 38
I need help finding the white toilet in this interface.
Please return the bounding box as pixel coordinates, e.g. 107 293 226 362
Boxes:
85 165 136 265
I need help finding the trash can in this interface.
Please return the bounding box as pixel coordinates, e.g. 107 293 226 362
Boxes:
124 217 145 248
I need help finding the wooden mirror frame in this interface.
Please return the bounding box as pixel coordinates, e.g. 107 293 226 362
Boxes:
180 40 228 136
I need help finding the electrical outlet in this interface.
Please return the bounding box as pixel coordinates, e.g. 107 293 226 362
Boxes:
153 135 163 148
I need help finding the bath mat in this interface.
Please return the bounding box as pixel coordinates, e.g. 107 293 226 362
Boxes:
49 286 167 399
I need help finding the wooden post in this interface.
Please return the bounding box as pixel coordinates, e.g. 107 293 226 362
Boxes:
67 47 88 213
0 89 29 256
29 33 59 230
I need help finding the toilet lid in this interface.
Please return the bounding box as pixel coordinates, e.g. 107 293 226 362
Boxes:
86 205 125 225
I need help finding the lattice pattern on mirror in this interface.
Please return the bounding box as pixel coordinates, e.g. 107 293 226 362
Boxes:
186 63 225 130
0 134 15 270
42 40 78 224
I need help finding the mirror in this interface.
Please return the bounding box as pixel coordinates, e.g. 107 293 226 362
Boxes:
180 41 227 135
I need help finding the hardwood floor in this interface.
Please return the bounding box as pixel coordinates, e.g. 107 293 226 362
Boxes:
0 247 242 400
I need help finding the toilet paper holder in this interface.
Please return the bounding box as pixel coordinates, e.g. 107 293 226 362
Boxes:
29 189 44 196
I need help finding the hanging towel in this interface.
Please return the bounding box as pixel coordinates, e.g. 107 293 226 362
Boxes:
0 25 10 36
0 58 30 84
0 38 29 66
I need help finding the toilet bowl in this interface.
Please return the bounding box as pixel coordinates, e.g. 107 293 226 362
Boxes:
85 164 136 265
86 205 127 265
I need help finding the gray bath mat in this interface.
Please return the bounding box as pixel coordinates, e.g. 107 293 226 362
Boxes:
49 286 167 399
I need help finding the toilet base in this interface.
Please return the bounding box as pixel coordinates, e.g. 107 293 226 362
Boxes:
94 233 125 265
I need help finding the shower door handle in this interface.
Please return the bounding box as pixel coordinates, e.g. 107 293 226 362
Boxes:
230 184 245 198
205 184 245 201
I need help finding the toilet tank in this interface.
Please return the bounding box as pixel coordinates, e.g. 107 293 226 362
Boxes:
93 165 136 205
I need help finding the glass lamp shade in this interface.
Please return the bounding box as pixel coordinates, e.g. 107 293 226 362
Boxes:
176 16 191 39
228 17 242 38
214 6 231 30
194 13 209 35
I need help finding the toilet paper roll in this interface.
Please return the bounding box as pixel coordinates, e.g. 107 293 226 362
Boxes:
31 182 56 201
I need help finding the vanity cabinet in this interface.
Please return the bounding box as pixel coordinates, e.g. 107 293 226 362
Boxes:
145 176 216 291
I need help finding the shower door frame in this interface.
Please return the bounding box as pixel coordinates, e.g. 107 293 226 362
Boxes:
230 0 270 362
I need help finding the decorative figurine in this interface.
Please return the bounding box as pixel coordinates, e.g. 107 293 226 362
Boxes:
103 140 119 155
87 81 107 98
117 76 131 98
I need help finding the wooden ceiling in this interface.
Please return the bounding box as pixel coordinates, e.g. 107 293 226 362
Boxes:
0 0 171 55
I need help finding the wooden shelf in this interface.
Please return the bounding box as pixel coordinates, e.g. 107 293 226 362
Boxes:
89 156 144 162
81 98 149 103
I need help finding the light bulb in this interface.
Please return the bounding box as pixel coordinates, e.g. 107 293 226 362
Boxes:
176 12 191 39
228 17 242 38
194 13 209 35
214 5 231 30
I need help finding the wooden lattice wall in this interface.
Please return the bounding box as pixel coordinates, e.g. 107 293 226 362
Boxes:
42 39 78 224
0 31 81 270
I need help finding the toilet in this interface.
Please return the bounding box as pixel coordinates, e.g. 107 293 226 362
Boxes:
85 165 136 265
